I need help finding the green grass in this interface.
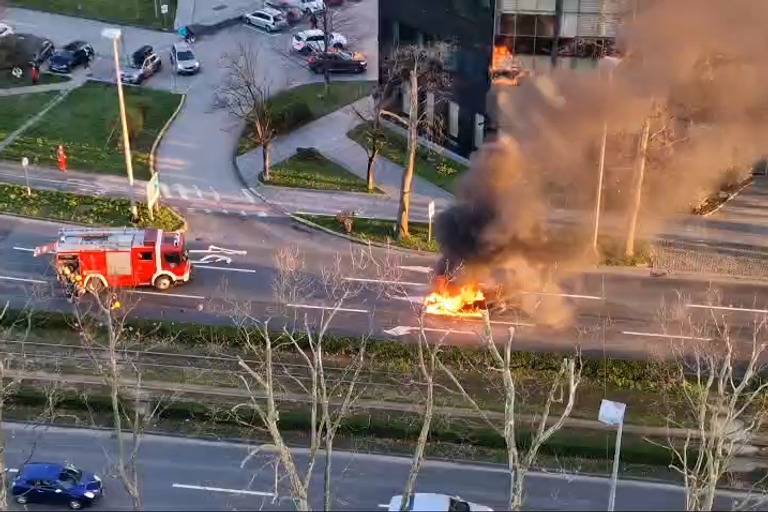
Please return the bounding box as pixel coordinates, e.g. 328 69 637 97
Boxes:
0 91 59 143
0 183 184 230
297 214 438 251
347 122 469 192
264 148 380 193
9 0 177 29
2 82 182 180
237 81 375 155
0 71 70 89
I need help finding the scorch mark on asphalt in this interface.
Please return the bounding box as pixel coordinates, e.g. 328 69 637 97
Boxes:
171 483 274 497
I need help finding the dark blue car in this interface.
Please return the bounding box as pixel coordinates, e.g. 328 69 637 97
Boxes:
11 462 104 509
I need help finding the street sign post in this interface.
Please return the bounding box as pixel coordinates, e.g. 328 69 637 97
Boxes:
146 173 161 221
21 157 30 196
599 399 627 512
427 200 435 243
161 3 169 26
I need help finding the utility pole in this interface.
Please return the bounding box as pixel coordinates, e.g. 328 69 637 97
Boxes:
625 112 651 258
551 0 563 69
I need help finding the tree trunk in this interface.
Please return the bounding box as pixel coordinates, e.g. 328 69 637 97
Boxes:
396 69 419 241
0 396 7 512
366 151 377 191
324 432 333 511
625 116 651 258
511 468 526 511
263 140 272 181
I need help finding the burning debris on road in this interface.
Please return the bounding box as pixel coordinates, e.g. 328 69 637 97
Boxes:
423 275 487 319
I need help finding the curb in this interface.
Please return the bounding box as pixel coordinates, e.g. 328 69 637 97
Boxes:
701 177 754 217
0 211 89 227
150 93 186 176
7 4 174 32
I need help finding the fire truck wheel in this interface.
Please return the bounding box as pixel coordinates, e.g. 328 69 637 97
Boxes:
153 275 173 291
85 278 104 294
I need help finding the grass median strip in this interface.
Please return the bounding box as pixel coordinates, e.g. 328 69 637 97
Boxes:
264 148 381 193
297 213 437 251
0 91 60 143
0 183 184 230
347 122 468 192
2 82 182 180
237 81 375 155
9 0 177 29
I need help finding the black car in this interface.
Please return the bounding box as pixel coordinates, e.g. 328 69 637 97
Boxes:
0 34 54 69
308 50 367 74
49 40 94 73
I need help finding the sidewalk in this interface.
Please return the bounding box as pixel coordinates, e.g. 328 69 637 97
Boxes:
174 0 261 29
11 368 768 449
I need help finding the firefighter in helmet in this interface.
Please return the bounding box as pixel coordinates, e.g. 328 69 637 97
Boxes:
110 293 122 310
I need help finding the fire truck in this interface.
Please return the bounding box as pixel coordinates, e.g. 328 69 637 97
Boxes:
34 227 192 295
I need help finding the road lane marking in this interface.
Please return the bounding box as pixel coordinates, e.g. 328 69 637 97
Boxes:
173 184 189 200
159 183 171 198
688 304 768 314
240 210 247 216
622 331 711 341
0 276 47 284
193 184 203 200
344 277 425 287
287 303 369 314
209 186 221 202
6 468 18 473
398 265 433 274
171 483 274 497
241 188 256 203
378 505 389 509
131 290 206 300
523 291 602 301
12 247 34 252
487 320 536 327
195 265 257 274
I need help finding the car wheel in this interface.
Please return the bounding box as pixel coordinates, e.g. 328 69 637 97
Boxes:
154 275 173 291
312 65 323 74
85 278 104 294
305 8 312 15
300 46 311 55
333 42 343 49
357 66 365 73
69 499 82 510
15 495 28 504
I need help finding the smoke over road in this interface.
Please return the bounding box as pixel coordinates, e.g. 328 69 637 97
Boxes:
435 0 768 327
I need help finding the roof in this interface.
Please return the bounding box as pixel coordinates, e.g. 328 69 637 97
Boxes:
63 40 87 50
295 29 325 38
173 41 193 51
20 462 63 480
55 227 157 253
256 7 283 16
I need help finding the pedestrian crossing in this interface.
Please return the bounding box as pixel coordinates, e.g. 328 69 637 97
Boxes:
157 182 272 218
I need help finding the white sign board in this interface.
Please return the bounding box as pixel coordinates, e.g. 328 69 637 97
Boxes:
161 4 169 14
146 173 161 210
598 399 626 426
428 201 435 220
21 157 29 169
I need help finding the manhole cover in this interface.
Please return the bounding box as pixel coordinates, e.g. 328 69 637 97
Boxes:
212 4 226 10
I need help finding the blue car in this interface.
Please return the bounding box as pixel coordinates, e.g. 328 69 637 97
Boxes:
11 462 104 509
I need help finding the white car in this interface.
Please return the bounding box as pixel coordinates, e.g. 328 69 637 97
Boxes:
291 29 347 54
0 22 14 38
387 493 494 512
285 0 325 14
243 7 289 32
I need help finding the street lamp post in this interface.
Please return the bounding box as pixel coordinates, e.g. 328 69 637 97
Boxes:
102 27 138 222
598 398 627 512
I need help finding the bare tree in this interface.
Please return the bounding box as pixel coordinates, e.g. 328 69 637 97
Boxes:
658 308 768 511
352 84 391 191
317 5 355 91
381 44 451 240
216 42 277 180
438 315 582 511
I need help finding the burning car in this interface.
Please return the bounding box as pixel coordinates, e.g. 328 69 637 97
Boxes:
423 276 488 319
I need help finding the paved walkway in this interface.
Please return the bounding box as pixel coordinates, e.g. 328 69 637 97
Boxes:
174 0 262 29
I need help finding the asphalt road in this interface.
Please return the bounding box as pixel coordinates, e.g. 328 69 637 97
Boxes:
2 423 753 511
3 214 768 359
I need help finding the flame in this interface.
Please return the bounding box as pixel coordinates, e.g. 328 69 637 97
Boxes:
423 277 487 318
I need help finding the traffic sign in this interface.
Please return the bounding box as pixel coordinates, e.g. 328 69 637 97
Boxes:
146 174 161 216
21 157 29 169
428 200 435 219
161 3 169 14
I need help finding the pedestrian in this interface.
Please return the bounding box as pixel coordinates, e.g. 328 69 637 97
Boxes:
57 144 67 172
84 51 91 69
309 12 318 29
30 64 39 85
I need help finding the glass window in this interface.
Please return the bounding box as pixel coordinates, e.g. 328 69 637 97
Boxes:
139 251 153 261
164 252 182 265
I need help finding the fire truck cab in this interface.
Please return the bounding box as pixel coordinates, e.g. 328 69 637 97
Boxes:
35 227 192 294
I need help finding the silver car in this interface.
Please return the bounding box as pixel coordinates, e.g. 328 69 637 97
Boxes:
170 41 200 75
243 7 289 32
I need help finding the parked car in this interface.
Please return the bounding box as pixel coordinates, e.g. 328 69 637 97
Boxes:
291 29 347 54
170 41 200 75
308 50 366 74
49 41 94 73
121 46 161 85
0 22 14 38
284 0 324 14
243 7 289 32
265 1 303 24
12 462 104 509
387 493 493 512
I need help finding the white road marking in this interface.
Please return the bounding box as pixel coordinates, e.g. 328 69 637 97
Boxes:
384 325 476 336
241 188 256 203
204 208 212 214
172 483 274 497
488 320 536 327
621 331 711 341
193 184 203 200
209 186 221 202
12 246 34 252
256 211 268 217
195 265 257 274
159 183 171 198
286 303 369 314
524 291 602 301
688 304 768 314
0 276 47 284
221 209 229 215
378 505 389 509
131 290 206 300
6 468 18 473
173 184 189 200
398 265 433 274
240 210 247 216
344 277 425 287
189 246 246 256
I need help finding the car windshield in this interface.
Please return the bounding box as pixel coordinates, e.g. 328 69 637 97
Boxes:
448 498 471 512
177 50 195 61
54 51 73 58
58 468 82 489
338 52 353 60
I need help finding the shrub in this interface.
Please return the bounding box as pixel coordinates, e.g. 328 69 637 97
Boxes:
336 209 356 234
271 101 313 133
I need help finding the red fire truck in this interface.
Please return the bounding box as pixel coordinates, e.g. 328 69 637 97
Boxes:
34 227 192 294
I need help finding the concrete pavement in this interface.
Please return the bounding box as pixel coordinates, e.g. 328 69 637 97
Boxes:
1 423 753 511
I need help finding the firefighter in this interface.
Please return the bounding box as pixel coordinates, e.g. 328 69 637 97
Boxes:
110 293 122 310
57 145 67 172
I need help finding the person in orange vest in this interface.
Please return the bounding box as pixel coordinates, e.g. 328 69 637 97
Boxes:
31 65 39 85
57 144 67 172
